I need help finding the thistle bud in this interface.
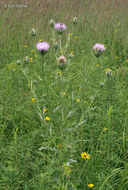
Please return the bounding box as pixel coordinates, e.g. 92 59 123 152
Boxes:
105 69 112 77
24 56 29 63
31 28 36 36
57 55 67 69
49 19 55 27
100 82 104 87
16 60 22 65
73 17 78 24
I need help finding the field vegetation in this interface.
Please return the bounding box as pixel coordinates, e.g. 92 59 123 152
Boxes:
0 0 128 189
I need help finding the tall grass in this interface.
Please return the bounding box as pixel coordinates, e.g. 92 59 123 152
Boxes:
0 0 128 189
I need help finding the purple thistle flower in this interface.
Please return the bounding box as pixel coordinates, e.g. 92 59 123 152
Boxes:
93 43 106 57
54 23 66 31
93 43 106 52
36 42 50 52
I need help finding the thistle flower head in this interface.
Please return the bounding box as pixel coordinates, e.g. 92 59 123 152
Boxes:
93 43 106 52
36 42 50 52
57 55 67 66
55 23 66 33
93 43 106 57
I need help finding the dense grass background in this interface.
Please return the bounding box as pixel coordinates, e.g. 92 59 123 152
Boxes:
0 0 128 189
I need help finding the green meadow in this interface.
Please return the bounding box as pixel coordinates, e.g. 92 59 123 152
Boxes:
0 0 128 189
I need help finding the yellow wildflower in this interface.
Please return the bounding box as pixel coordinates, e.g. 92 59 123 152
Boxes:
27 83 30 87
105 68 111 72
57 144 62 148
126 60 128 63
62 91 66 96
81 152 90 160
74 36 78 39
24 45 28 48
64 166 72 176
69 51 74 58
96 64 99 67
39 39 43 42
88 184 94 188
68 33 72 37
43 108 48 112
104 128 108 131
10 63 15 66
60 50 63 54
32 98 35 101
8 63 17 71
30 58 33 63
116 56 119 59
44 116 50 121
56 70 61 75
76 98 80 103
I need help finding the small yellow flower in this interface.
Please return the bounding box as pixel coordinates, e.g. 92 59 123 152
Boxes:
62 91 66 96
39 39 43 42
88 184 94 188
126 60 128 63
32 98 35 101
8 63 17 71
105 68 112 72
116 56 119 59
30 58 33 63
104 128 108 131
57 144 62 148
56 70 61 75
68 33 72 37
69 51 74 58
64 166 72 176
81 152 90 160
24 45 28 48
74 36 78 39
43 108 48 112
76 98 80 103
10 63 15 66
96 64 99 67
44 116 50 121
60 50 63 54
27 83 30 87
